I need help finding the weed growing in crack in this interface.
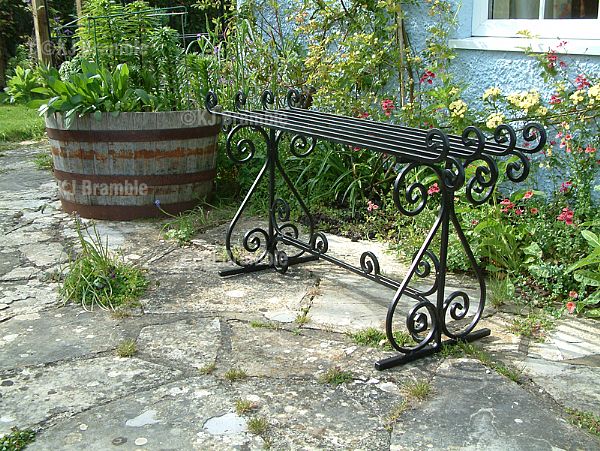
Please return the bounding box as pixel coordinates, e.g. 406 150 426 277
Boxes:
198 362 216 375
234 399 258 415
33 152 53 170
224 368 248 382
250 320 282 331
319 367 353 385
402 379 432 401
60 219 147 311
116 338 137 357
294 307 310 326
247 416 269 435
566 408 600 437
350 328 415 349
384 401 409 431
508 312 555 342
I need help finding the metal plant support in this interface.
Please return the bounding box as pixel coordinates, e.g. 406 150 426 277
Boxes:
206 89 547 370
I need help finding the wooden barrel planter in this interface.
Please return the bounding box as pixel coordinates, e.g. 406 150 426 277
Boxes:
45 110 221 220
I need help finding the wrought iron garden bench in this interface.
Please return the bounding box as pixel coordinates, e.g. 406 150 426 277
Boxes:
206 89 546 370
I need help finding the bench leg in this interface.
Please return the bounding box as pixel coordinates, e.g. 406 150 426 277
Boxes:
375 328 491 370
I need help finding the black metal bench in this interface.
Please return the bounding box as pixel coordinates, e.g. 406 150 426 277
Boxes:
206 89 546 370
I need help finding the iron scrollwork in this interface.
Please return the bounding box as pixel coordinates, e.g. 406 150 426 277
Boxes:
206 90 546 369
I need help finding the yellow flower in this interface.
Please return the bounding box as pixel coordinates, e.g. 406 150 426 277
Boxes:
486 112 505 129
449 87 459 96
507 90 540 113
483 87 501 100
449 99 467 118
538 107 548 116
570 91 585 105
589 84 600 104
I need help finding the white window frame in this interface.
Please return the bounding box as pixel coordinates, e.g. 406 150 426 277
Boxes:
472 0 600 40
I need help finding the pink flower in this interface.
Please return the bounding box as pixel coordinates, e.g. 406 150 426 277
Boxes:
367 200 379 212
357 111 370 119
566 301 576 314
514 208 524 216
530 208 539 214
556 207 575 225
550 94 562 105
523 190 533 199
575 74 591 90
427 183 440 195
584 145 596 154
569 290 578 299
471 219 479 225
381 99 395 117
559 181 572 193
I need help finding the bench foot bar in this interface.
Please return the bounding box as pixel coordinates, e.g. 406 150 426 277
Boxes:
374 328 491 370
219 254 319 277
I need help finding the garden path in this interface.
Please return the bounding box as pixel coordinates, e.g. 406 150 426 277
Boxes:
1 144 599 450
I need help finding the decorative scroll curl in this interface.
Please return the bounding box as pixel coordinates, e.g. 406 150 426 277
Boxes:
442 156 466 191
413 250 440 297
393 163 430 217
493 124 517 154
505 150 530 183
271 198 300 241
443 291 470 321
273 249 289 274
465 154 499 205
309 232 329 254
426 129 450 163
286 88 303 108
461 126 486 158
241 227 270 265
226 124 270 164
234 91 248 111
289 134 317 158
261 89 276 110
360 251 381 276
521 122 547 153
205 91 218 113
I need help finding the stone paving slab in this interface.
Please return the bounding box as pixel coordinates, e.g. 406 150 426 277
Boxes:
0 145 599 449
391 358 600 450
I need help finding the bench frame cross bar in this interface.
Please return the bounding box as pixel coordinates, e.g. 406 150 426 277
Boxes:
206 89 546 370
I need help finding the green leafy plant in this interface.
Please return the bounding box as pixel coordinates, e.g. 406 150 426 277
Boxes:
318 367 353 385
224 368 248 381
4 66 44 104
234 399 258 415
566 408 600 437
566 229 600 317
246 416 269 435
116 338 137 357
0 427 36 451
60 220 148 311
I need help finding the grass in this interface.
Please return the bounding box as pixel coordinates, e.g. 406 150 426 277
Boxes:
160 202 236 245
224 368 248 381
508 312 555 342
488 274 515 308
33 151 53 170
198 362 216 375
116 338 137 357
294 307 310 326
350 327 415 350
0 104 45 142
0 426 36 451
440 341 524 384
402 379 432 401
60 220 148 311
566 408 600 437
318 367 354 385
247 417 269 435
250 320 282 330
234 399 259 415
384 401 409 431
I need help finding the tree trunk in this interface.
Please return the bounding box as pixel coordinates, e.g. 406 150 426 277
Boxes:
0 44 6 90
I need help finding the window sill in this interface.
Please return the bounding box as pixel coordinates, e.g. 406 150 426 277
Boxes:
449 37 600 56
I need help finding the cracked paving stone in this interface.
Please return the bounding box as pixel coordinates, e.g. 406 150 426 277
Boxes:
32 376 401 450
0 307 128 371
137 317 221 370
0 356 182 435
390 358 600 450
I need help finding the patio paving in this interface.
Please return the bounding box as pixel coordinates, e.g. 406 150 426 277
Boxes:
1 144 599 450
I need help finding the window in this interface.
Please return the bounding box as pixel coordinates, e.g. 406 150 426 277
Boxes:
472 0 600 39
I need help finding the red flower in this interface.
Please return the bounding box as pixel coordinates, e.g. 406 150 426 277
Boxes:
514 208 524 216
357 111 370 119
584 145 596 154
559 181 572 193
419 70 436 85
550 94 562 104
575 74 591 90
523 190 533 199
566 301 576 314
530 208 539 214
381 99 395 117
428 183 440 195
